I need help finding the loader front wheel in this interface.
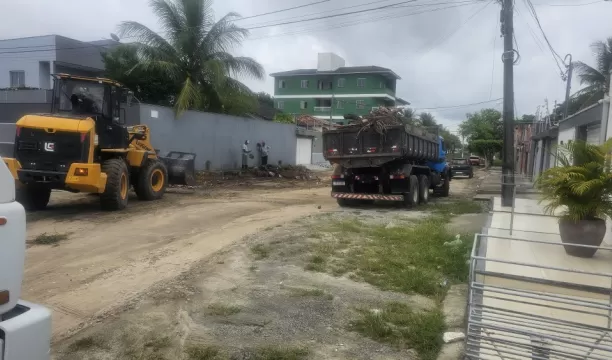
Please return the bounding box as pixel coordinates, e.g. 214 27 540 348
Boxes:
135 160 168 201
16 186 51 211
100 158 129 211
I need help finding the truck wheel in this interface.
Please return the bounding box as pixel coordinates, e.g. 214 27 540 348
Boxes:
135 160 168 201
418 175 430 204
16 186 51 211
404 175 419 208
100 158 129 211
337 198 352 207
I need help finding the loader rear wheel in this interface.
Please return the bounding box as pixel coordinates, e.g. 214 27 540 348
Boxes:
100 158 129 211
135 160 168 201
16 186 51 211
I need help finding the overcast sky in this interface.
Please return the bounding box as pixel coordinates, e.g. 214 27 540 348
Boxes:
1 0 610 132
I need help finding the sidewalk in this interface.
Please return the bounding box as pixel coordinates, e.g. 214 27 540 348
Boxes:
473 168 539 200
467 196 612 359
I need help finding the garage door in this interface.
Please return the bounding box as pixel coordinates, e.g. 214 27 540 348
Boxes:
586 124 601 145
296 137 312 165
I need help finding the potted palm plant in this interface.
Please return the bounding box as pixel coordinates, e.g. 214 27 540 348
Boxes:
536 139 612 258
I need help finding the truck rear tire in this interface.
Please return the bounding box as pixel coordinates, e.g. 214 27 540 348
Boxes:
418 175 430 204
100 158 129 211
135 160 168 201
404 175 419 208
440 177 450 197
16 186 51 211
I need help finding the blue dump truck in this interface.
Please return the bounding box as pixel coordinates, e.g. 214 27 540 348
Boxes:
322 118 451 207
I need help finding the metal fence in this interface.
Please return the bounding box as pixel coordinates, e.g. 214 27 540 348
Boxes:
466 177 612 359
467 235 612 359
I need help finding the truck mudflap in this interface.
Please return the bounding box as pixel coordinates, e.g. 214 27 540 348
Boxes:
158 151 197 186
331 192 403 201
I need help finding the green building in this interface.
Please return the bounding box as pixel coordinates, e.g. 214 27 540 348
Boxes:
270 53 409 124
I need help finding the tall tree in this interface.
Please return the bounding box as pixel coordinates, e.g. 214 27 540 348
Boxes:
118 0 264 115
459 109 503 142
572 37 612 109
102 44 179 106
419 112 437 127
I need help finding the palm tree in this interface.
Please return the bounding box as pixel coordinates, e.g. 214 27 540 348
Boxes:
118 0 264 115
419 112 437 127
572 37 612 108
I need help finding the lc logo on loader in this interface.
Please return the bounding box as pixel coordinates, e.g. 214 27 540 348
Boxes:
44 142 55 152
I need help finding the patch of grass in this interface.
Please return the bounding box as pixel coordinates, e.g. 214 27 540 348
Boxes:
425 199 482 216
350 302 445 360
31 232 69 246
186 345 224 360
251 244 270 260
252 346 309 360
314 217 473 299
67 335 107 352
207 303 241 316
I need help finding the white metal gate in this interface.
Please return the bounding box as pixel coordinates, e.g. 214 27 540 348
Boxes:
295 137 312 165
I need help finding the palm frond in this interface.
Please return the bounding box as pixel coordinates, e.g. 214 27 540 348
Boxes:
174 76 201 114
573 61 606 88
210 53 264 79
118 21 176 56
150 0 185 45
201 12 248 54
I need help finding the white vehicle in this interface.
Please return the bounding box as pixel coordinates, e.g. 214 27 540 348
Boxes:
0 157 51 360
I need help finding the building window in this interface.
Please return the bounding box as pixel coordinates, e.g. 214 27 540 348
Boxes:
357 78 366 88
300 101 308 109
379 81 385 89
9 71 25 88
337 78 345 88
278 80 286 89
301 80 309 88
277 101 284 110
336 100 343 109
356 100 365 109
317 80 332 90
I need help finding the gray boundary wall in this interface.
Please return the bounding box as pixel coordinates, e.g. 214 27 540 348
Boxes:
138 104 298 170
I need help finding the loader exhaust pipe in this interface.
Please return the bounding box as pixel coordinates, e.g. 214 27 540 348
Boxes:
158 151 197 186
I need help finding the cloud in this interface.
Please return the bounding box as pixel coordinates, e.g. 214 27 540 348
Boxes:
1 0 610 132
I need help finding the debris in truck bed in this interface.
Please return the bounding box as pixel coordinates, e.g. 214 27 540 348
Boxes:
341 107 407 134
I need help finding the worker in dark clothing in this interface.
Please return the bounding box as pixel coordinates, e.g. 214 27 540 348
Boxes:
260 141 270 166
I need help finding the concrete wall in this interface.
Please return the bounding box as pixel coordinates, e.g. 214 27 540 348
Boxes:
0 89 52 103
0 36 56 89
138 104 298 170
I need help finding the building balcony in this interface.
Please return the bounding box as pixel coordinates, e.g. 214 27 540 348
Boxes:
314 106 331 112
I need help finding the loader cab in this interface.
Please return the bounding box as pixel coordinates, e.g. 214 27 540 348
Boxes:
51 74 131 150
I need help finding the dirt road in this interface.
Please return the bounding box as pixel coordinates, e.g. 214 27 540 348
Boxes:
23 184 335 342
23 172 481 345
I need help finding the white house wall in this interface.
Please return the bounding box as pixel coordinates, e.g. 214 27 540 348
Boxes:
0 36 56 89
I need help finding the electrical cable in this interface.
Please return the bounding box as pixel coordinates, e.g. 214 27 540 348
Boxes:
522 0 566 76
235 0 331 21
414 98 503 111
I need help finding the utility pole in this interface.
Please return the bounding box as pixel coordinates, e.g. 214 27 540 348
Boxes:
563 54 573 120
501 0 515 207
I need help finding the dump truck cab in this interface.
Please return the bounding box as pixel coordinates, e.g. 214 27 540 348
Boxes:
3 74 195 212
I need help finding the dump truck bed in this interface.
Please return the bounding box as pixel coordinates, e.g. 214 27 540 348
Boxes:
322 124 439 168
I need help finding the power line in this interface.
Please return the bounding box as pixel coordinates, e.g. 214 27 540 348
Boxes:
236 0 331 21
414 98 503 111
418 0 492 56
522 0 565 76
243 0 421 30
537 0 603 6
247 2 480 41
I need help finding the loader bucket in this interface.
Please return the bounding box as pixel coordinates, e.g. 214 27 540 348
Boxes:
159 151 197 186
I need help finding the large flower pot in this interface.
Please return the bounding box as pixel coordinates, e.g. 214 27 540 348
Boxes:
558 218 606 258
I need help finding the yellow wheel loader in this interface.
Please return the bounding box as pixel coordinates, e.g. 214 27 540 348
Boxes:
2 74 196 211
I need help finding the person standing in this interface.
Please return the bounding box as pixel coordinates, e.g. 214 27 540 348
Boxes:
242 140 251 169
260 141 270 166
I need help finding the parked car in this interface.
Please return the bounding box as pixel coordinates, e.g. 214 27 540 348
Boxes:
450 158 473 178
469 156 481 166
